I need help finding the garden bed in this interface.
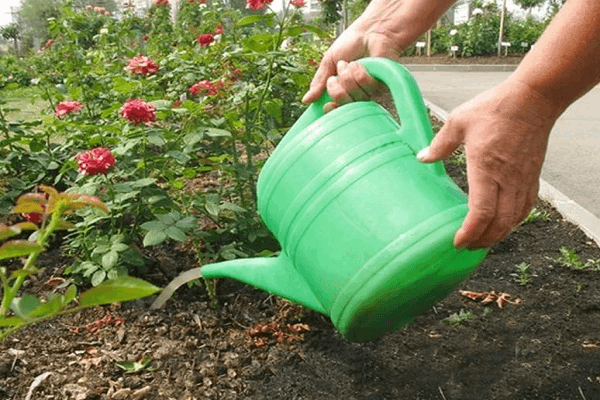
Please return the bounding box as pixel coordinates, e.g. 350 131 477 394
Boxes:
2 105 600 399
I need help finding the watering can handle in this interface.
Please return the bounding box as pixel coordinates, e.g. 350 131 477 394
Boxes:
358 57 434 154
287 57 442 175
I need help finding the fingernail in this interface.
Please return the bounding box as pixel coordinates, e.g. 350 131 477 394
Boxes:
416 146 430 162
301 93 309 103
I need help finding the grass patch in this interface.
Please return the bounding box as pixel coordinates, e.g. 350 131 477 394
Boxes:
1 85 47 122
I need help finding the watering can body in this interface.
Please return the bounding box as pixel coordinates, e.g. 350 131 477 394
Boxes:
200 57 488 341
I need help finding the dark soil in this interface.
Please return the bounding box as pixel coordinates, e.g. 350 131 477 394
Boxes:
4 56 600 400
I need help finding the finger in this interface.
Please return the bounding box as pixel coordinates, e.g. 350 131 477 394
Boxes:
454 171 498 249
472 185 517 248
517 180 539 224
302 54 336 104
417 117 464 163
334 60 371 102
326 75 353 107
346 61 382 98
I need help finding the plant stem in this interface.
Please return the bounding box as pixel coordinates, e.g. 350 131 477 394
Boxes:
0 203 64 317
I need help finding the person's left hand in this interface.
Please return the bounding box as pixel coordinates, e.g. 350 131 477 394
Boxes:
417 78 563 249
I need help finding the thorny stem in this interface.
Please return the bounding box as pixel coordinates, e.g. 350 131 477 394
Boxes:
0 202 65 317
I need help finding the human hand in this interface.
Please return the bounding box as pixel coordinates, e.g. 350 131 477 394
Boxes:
417 79 562 249
301 23 402 110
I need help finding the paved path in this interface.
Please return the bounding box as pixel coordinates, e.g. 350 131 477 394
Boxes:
407 68 600 243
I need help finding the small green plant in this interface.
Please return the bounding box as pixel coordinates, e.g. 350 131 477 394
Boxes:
521 208 551 225
511 262 533 286
115 355 154 373
447 151 467 166
444 309 474 326
0 186 160 340
554 246 600 270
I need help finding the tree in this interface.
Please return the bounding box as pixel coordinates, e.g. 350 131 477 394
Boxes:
17 0 62 44
0 23 20 54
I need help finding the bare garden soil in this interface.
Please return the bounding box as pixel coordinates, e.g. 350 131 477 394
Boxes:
4 56 600 400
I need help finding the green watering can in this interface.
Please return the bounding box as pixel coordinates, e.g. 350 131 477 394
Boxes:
152 57 488 341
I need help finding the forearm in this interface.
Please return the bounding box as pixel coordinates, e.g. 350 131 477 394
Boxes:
510 0 600 114
354 0 457 50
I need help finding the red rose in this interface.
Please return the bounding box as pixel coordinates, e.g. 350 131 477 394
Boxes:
119 99 157 125
55 100 83 118
246 0 273 10
76 148 116 175
197 33 215 47
125 55 159 75
188 80 224 96
291 0 305 7
155 0 169 5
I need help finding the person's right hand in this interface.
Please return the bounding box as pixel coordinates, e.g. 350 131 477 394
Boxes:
301 22 403 111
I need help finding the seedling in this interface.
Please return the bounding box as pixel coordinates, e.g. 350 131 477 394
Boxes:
555 246 600 270
444 309 474 326
521 208 551 224
511 262 534 286
115 356 154 373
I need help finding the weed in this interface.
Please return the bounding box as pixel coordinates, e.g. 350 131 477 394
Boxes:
511 262 534 286
521 208 551 224
444 309 474 326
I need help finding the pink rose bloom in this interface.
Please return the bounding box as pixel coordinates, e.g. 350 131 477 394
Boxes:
77 148 116 175
119 99 157 125
215 23 225 35
197 33 215 47
55 100 83 118
126 55 159 75
189 80 224 96
247 0 273 10
291 0 305 7
155 0 169 5
187 0 207 3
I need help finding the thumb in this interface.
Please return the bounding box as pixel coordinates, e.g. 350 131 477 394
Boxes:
417 119 464 163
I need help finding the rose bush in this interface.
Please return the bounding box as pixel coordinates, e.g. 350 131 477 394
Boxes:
1 0 330 285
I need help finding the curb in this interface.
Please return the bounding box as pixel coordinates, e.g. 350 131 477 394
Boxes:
405 64 518 72
424 99 600 248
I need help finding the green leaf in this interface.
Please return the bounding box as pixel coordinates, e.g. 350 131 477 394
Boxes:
205 128 232 138
112 77 135 94
237 15 266 26
91 270 107 286
302 24 331 38
28 294 62 318
140 220 165 231
264 100 282 123
0 316 24 327
143 230 167 247
63 285 78 305
131 178 157 188
0 240 44 260
165 226 186 242
175 216 197 230
79 277 160 307
205 202 220 216
0 225 24 241
111 243 129 253
11 294 41 319
102 251 119 269
121 248 145 267
220 202 246 213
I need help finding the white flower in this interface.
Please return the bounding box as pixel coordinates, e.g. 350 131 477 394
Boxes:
472 8 483 16
99 28 109 35
450 29 457 36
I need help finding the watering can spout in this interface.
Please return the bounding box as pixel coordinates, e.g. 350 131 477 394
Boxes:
151 254 326 314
